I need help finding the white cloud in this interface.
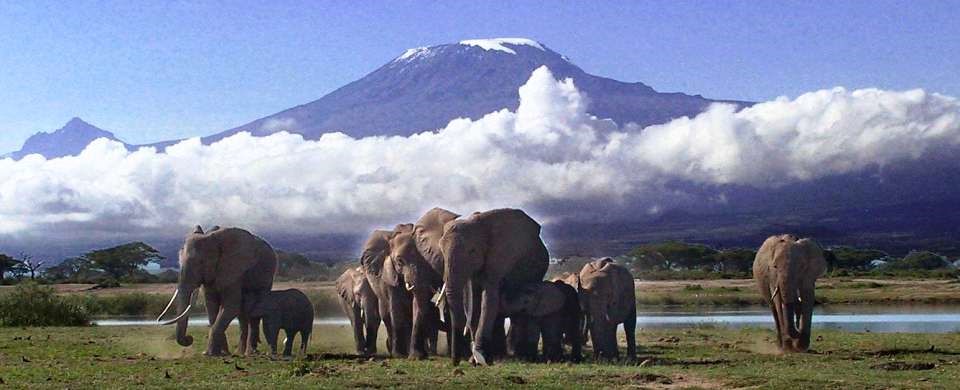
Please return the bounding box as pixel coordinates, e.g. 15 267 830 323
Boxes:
0 66 958 240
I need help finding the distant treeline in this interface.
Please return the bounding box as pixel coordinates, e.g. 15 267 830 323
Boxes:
0 243 355 286
3 240 958 286
548 241 960 280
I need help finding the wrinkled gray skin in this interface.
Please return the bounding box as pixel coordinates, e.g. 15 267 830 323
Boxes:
502 280 583 362
579 258 636 360
753 234 827 353
245 289 314 356
359 229 413 357
440 208 549 366
551 272 588 346
388 208 460 359
336 267 380 355
157 226 277 356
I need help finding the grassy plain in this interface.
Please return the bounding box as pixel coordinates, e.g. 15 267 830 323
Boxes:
1 322 959 389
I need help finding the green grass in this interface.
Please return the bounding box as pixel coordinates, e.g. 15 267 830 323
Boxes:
1 324 958 388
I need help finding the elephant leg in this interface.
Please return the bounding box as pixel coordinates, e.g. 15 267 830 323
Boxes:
204 290 221 327
388 288 411 357
607 323 620 360
282 330 295 357
769 301 784 351
624 306 637 360
472 279 502 365
237 312 249 356
249 316 261 353
208 288 241 356
490 316 506 359
300 328 311 355
541 318 563 362
264 319 280 356
409 289 431 359
796 286 816 352
379 291 394 354
363 297 381 355
350 304 366 355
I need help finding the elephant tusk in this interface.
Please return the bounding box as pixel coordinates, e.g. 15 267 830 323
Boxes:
156 289 179 322
771 286 780 299
405 282 415 291
159 304 192 325
434 283 446 308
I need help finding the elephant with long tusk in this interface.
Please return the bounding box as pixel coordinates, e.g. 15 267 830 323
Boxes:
753 234 827 353
156 226 278 356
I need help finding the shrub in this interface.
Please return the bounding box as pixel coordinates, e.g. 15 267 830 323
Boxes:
0 282 90 326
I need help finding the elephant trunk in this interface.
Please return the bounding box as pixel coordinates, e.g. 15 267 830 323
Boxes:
167 287 196 347
444 279 467 365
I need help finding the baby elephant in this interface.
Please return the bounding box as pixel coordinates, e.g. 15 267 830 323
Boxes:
502 280 583 362
245 289 314 357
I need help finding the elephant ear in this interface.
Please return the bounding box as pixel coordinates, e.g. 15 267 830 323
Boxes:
794 238 827 279
192 225 204 235
360 230 392 279
413 208 460 270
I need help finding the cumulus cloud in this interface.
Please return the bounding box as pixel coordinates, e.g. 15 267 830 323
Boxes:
1 66 958 240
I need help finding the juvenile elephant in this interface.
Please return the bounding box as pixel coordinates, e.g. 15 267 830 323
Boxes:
440 208 550 365
753 234 827 353
579 258 636 360
359 229 413 357
336 267 380 355
157 226 277 356
245 289 314 356
502 280 582 362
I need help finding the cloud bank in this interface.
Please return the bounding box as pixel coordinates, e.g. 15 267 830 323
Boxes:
1 66 958 240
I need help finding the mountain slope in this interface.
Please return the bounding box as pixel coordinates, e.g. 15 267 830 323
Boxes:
203 38 748 142
7 118 128 160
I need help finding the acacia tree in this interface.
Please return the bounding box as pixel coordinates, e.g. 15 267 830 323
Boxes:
16 254 45 280
82 242 163 282
0 253 18 281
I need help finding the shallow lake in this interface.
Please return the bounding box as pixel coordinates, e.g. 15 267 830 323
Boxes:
98 304 960 333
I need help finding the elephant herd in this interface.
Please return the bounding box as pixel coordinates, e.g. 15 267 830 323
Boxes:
154 209 828 364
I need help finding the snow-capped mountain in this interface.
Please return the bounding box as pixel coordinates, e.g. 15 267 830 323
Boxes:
6 117 129 160
200 38 748 143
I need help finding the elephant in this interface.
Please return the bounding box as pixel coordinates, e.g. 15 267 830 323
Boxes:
578 258 636 360
387 217 453 359
336 267 380 355
359 229 413 357
244 288 313 357
157 226 278 356
439 208 550 366
502 280 583 362
753 234 827 353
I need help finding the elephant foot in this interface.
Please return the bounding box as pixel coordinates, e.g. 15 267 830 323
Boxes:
470 345 489 366
409 350 428 360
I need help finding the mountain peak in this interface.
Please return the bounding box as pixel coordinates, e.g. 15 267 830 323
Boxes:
458 38 545 54
8 118 127 160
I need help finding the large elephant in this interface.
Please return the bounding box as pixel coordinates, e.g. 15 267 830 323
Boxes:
388 214 455 359
579 258 636 360
336 267 381 355
440 208 549 365
359 229 413 357
157 226 278 356
753 234 827 353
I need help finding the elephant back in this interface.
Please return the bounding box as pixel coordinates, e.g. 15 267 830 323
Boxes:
206 227 277 292
473 208 549 288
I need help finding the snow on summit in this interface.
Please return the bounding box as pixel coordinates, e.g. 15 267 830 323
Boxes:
459 38 545 54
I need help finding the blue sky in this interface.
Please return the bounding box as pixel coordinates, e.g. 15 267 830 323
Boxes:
1 0 957 152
